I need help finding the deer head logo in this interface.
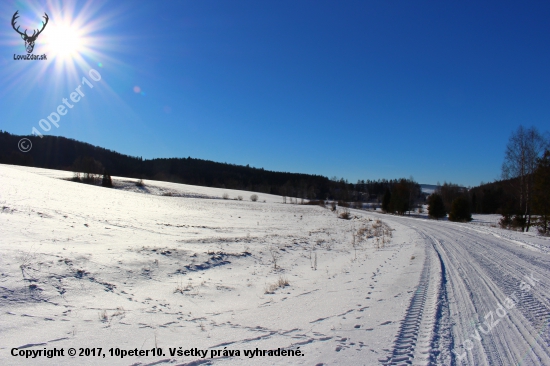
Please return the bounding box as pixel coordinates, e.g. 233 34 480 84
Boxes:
12 11 49 54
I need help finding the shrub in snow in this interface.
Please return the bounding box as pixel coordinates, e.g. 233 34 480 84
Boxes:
533 150 550 235
71 172 82 182
339 208 351 220
500 214 526 231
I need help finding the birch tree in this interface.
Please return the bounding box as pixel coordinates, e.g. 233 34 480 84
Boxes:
502 126 548 231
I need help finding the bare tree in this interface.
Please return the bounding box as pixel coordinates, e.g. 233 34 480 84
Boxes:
502 126 548 231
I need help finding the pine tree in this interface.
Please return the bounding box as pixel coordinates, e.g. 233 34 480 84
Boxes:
448 197 472 222
390 178 412 215
428 193 446 219
382 188 391 213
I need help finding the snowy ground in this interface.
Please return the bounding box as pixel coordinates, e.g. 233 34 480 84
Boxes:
1 165 549 365
0 165 424 365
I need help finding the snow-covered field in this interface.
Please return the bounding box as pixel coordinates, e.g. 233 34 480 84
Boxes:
1 164 549 365
0 165 425 365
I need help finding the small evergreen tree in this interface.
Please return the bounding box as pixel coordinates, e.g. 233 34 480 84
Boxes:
390 179 411 215
428 193 446 219
382 188 391 213
449 197 472 222
102 171 113 188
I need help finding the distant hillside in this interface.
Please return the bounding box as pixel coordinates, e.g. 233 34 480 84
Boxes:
0 131 334 198
420 184 438 194
0 131 424 204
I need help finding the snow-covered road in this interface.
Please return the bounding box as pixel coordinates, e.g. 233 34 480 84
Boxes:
374 213 550 365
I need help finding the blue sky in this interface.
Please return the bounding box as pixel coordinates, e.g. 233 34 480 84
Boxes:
1 0 549 186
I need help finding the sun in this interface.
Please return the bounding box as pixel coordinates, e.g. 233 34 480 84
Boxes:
45 24 86 59
42 21 87 60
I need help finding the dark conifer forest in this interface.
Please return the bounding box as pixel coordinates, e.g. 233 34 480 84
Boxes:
0 131 417 203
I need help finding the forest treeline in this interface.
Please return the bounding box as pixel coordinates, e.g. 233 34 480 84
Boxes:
0 131 419 203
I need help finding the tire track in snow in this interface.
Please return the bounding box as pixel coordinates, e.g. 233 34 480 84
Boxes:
382 233 449 365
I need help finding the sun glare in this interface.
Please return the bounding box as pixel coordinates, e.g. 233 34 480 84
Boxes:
0 0 129 105
45 23 85 59
23 0 125 75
